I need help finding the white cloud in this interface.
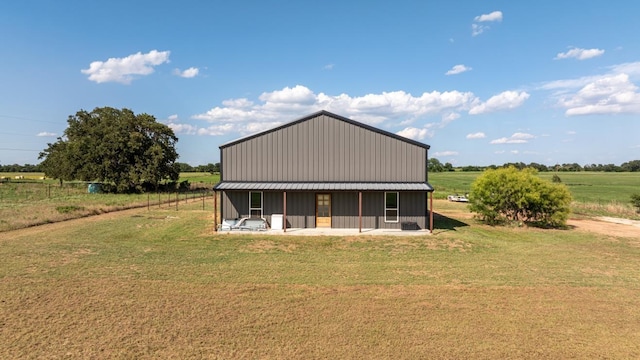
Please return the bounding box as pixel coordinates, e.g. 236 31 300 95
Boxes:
434 151 458 157
36 132 56 137
167 114 179 121
540 61 640 116
188 85 480 136
466 132 486 139
472 11 502 36
567 130 576 135
559 74 640 116
555 47 605 60
511 150 519 154
469 90 530 115
168 123 198 135
81 50 170 84
323 64 335 70
474 11 503 22
445 64 472 75
490 132 535 144
173 67 199 78
396 127 432 141
471 24 487 37
174 85 527 138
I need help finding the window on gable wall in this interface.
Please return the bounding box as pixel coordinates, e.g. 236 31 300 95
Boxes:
385 192 399 223
249 191 263 218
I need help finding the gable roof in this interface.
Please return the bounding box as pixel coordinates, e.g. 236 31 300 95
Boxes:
219 110 430 150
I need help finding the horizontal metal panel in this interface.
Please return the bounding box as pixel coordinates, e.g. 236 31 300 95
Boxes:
214 182 433 191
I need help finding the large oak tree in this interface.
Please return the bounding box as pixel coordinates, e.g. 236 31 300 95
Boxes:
40 107 179 192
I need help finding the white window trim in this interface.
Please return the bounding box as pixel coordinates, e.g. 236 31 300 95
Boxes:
249 191 263 218
384 191 399 223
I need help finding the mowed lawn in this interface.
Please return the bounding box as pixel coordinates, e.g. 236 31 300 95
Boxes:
1 201 640 359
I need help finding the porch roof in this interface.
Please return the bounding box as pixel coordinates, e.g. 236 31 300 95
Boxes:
213 182 433 192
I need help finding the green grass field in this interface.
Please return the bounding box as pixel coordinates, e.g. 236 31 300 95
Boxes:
1 201 639 358
0 172 218 232
430 171 640 218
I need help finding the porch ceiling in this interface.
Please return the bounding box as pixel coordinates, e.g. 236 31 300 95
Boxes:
213 182 433 191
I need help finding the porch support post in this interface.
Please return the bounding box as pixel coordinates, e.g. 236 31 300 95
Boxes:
429 191 434 234
283 191 287 233
213 190 218 232
358 191 362 233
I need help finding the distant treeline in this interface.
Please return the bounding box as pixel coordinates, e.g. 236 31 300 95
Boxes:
0 162 221 173
429 159 640 172
2 160 638 173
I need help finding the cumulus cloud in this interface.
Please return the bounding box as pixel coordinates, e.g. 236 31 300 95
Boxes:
445 64 472 75
466 132 486 139
36 132 56 137
559 74 640 116
173 67 199 78
540 61 640 115
169 85 528 137
555 47 605 60
474 11 503 22
490 132 535 144
472 10 502 36
396 127 432 141
469 90 530 115
185 85 480 136
81 50 170 84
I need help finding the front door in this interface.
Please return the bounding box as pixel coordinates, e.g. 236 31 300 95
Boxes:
316 193 331 227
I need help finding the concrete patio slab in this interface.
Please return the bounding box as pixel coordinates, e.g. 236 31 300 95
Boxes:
215 228 432 236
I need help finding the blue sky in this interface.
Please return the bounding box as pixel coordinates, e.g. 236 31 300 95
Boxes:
2 0 640 167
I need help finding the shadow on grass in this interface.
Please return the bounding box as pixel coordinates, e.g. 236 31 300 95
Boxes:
433 212 469 234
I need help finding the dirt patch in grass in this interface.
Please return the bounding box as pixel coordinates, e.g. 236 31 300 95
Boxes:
568 217 640 239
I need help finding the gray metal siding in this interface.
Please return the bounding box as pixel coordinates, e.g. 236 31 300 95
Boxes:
221 114 427 182
284 192 315 228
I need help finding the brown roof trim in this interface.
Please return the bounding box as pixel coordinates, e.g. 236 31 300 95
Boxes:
219 110 430 150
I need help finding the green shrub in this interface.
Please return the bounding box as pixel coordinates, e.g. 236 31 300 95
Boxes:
469 166 572 227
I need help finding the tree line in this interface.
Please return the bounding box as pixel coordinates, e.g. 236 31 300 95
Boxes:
428 158 640 172
0 162 220 174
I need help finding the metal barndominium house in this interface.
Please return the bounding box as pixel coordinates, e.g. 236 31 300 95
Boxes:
213 110 434 233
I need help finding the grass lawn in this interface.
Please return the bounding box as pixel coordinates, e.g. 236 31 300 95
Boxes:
430 171 640 219
1 201 639 358
0 172 217 232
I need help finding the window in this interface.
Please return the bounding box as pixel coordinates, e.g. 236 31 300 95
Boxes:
249 191 262 218
385 192 399 223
